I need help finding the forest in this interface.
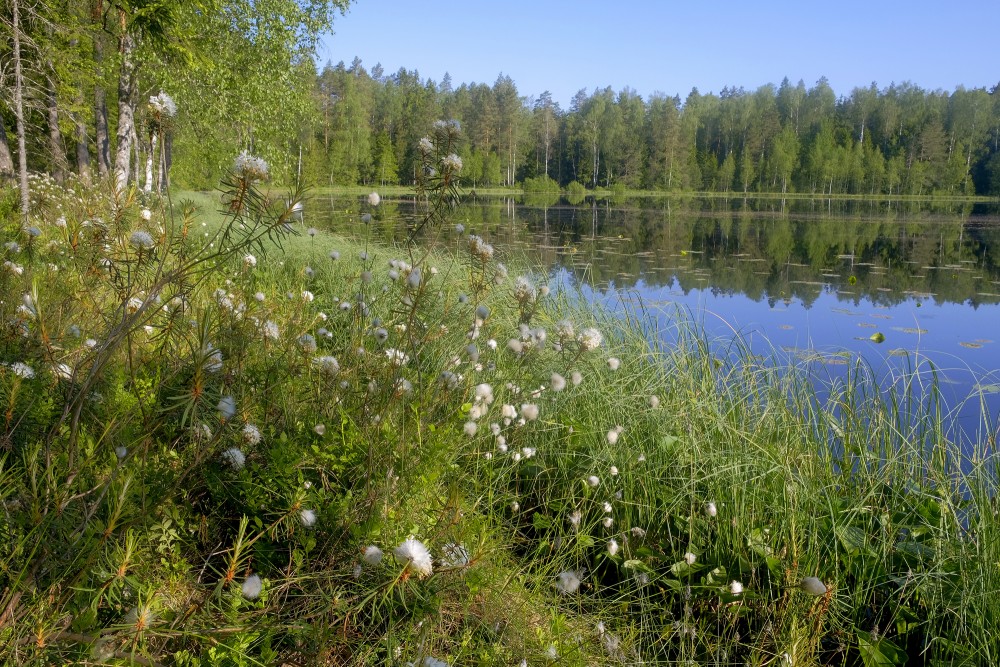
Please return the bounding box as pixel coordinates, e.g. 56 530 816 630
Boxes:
3 1 1000 198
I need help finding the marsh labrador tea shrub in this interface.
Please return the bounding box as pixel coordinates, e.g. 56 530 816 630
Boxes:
0 123 997 665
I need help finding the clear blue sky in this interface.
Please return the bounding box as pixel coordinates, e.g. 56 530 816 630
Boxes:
318 0 999 108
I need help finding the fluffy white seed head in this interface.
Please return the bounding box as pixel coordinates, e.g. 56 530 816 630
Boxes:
555 570 581 594
394 538 433 577
242 574 262 599
800 576 828 596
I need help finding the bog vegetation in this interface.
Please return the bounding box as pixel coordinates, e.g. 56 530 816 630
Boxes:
3 3 1000 665
1 119 1000 666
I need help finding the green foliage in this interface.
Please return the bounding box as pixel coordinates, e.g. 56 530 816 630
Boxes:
522 175 559 193
2 120 1000 666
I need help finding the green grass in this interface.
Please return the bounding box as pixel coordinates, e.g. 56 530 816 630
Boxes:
0 167 998 665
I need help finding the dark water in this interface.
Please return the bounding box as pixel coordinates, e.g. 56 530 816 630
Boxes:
311 194 1000 444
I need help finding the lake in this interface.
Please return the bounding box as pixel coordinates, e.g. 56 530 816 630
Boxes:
310 194 1000 445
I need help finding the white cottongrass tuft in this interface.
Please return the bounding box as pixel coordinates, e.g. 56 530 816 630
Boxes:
222 447 246 470
586 475 600 488
609 465 619 476
242 423 261 445
314 423 326 435
9 362 35 379
394 538 433 577
313 355 340 376
130 230 155 249
243 253 257 267
368 191 381 206
362 545 383 565
606 357 620 370
571 371 583 386
115 446 128 460
607 539 620 556
730 580 744 595
555 570 581 594
520 403 539 421
442 153 463 171
298 333 317 354
385 348 410 366
474 382 493 402
217 395 236 419
800 576 828 596
578 327 603 351
242 574 262 599
705 501 718 518
568 510 582 529
550 372 566 392
148 91 177 116
463 422 478 437
234 150 268 181
648 394 660 409
299 509 317 527
684 552 697 565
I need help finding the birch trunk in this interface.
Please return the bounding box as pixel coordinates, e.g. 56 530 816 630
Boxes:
12 0 30 219
113 16 138 193
0 121 14 179
144 133 157 192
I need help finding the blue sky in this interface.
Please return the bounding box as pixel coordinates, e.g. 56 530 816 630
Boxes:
318 0 1000 108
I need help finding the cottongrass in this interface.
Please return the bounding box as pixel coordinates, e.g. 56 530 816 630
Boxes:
222 447 246 470
800 576 828 596
242 574 262 599
299 509 317 527
394 538 433 577
362 545 383 565
555 571 581 594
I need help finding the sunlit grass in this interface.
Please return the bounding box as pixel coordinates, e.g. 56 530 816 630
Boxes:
1 147 998 665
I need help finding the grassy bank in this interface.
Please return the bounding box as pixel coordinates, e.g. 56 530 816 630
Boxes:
1 163 998 665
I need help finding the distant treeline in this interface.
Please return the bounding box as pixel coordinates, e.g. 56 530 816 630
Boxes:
297 61 1000 197
4 1 1000 200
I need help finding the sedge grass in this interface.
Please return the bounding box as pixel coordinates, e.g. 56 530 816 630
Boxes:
0 166 997 665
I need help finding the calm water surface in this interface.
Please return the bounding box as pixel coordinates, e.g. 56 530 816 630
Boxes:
312 195 1000 442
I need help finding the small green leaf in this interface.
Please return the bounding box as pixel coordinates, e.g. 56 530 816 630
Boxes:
857 630 906 666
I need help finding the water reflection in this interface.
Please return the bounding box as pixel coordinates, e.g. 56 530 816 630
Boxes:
313 195 1000 442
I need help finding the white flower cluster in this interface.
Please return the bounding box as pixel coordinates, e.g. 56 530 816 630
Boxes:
468 235 494 262
442 153 463 171
233 150 269 182
148 91 177 117
130 230 155 250
394 538 433 577
578 327 603 351
513 276 536 304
